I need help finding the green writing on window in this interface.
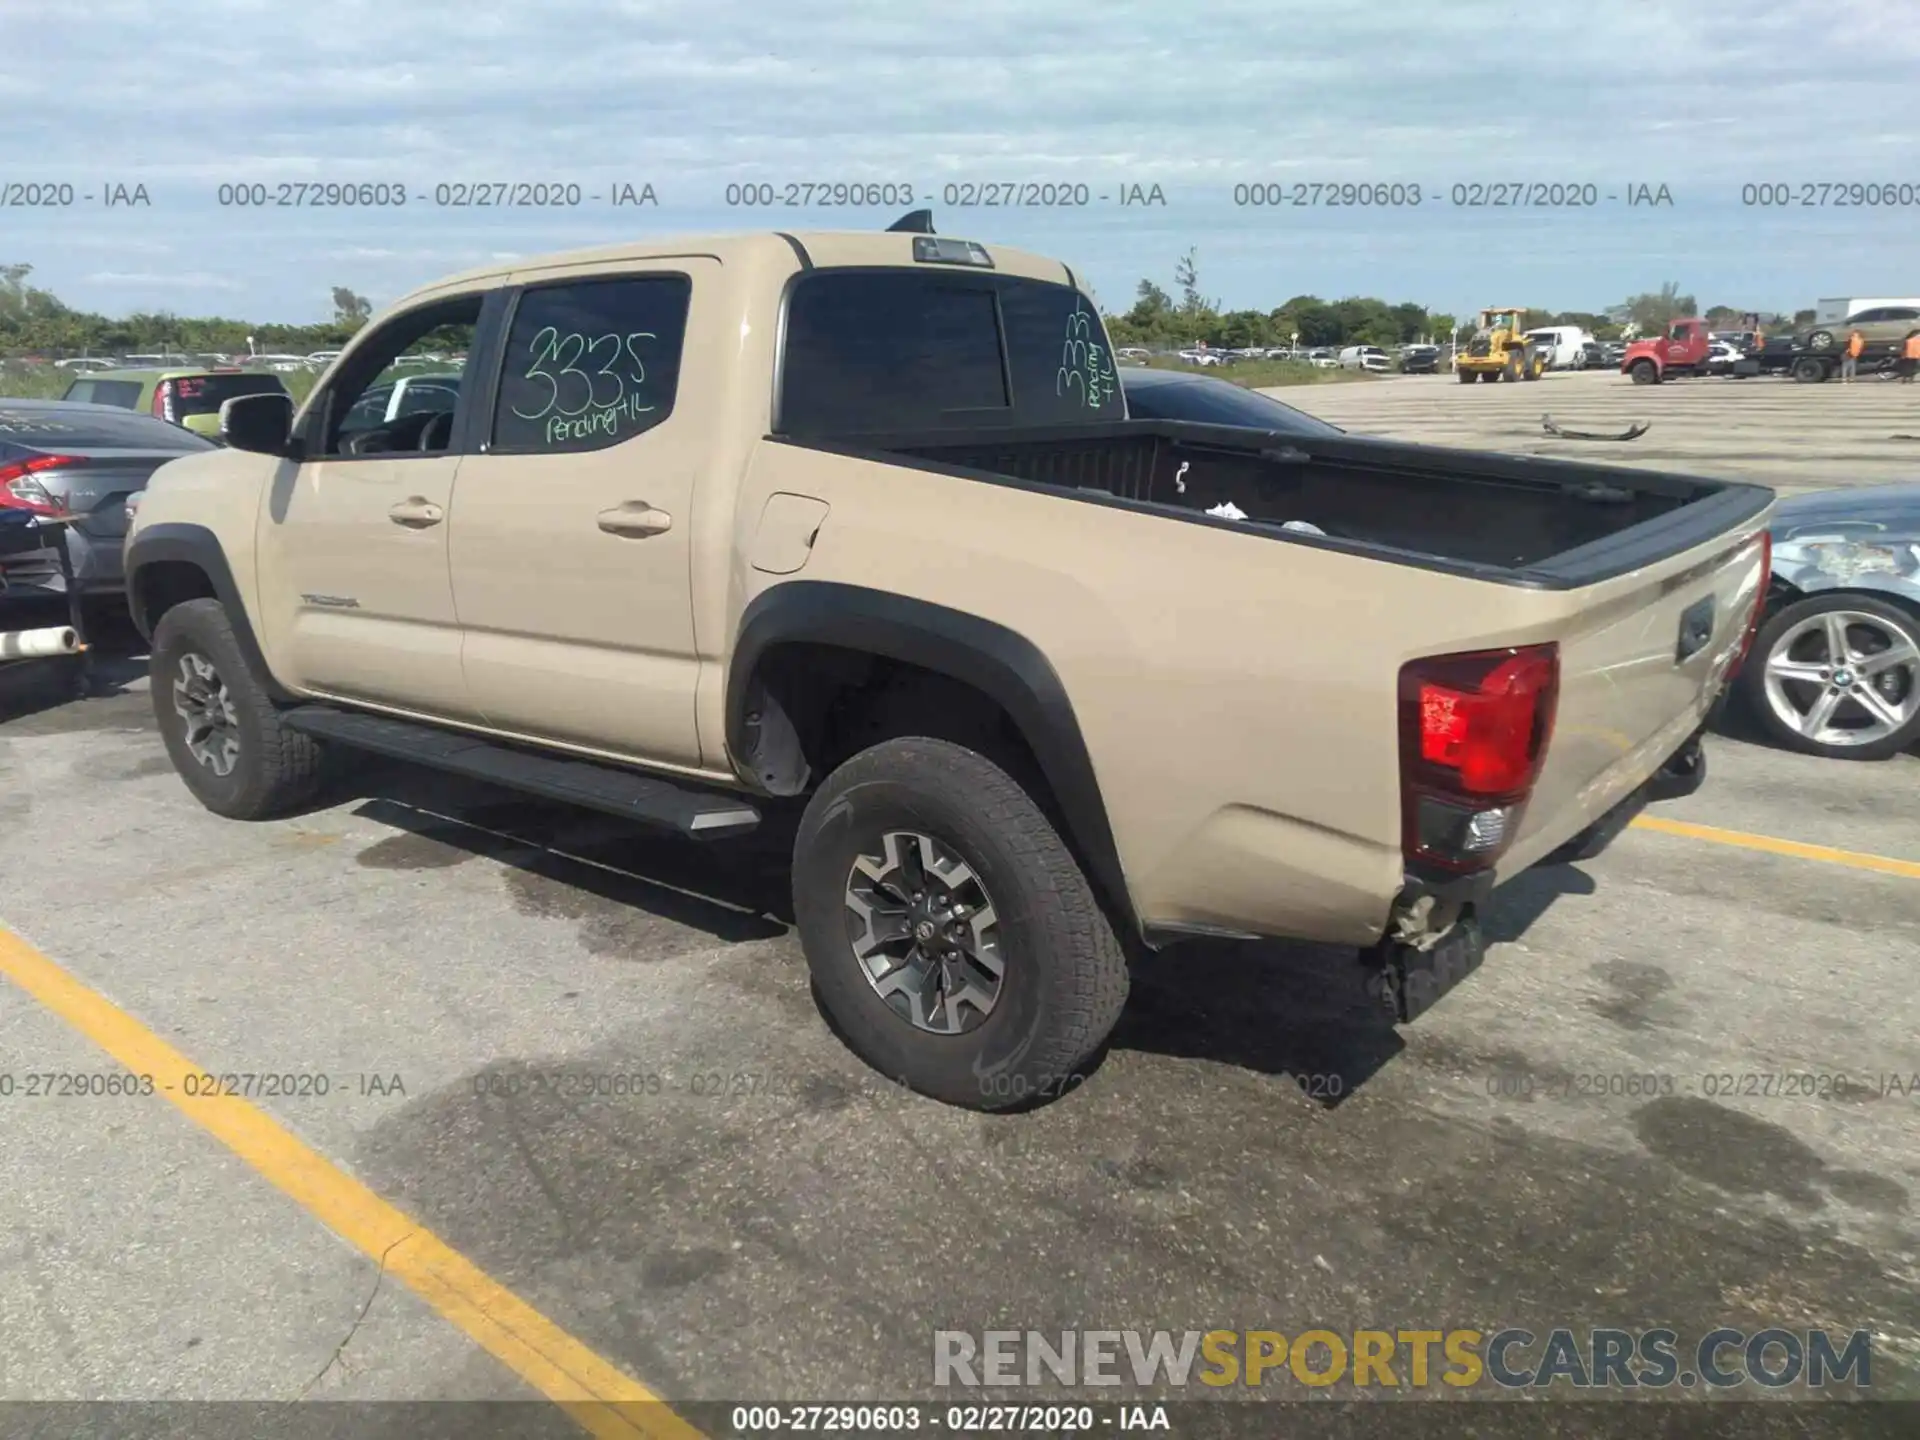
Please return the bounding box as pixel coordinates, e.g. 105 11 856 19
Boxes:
512 326 660 444
1058 305 1117 410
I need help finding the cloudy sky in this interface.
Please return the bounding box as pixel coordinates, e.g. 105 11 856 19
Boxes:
5 0 1917 323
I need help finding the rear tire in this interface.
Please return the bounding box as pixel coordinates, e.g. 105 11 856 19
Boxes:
1792 357 1829 383
1734 593 1920 761
792 736 1129 1111
149 599 328 819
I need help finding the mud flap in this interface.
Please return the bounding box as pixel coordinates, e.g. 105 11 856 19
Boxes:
1364 913 1486 1024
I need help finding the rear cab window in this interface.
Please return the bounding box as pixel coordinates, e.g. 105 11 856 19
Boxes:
166 373 288 419
490 275 693 453
776 269 1121 436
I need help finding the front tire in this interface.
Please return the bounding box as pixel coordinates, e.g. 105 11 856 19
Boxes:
792 736 1130 1110
149 598 328 818
1629 359 1659 384
1734 593 1920 761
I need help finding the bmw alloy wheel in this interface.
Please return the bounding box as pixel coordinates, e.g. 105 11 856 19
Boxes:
1762 609 1920 748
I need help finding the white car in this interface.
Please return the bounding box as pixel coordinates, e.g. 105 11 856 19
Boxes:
340 372 464 431
1337 345 1392 373
307 349 343 366
1176 349 1225 367
1703 340 1747 376
53 357 118 371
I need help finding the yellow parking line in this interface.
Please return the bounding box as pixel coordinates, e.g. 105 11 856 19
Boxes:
0 924 703 1440
1630 815 1920 879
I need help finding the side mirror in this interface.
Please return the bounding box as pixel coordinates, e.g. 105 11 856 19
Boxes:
221 392 295 456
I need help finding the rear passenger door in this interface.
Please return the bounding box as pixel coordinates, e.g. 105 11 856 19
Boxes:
1871 307 1919 348
448 261 713 768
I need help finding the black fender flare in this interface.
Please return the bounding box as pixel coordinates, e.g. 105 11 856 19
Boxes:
124 522 292 701
728 581 1137 933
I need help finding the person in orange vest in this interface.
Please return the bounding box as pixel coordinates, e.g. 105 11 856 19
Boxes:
1901 328 1920 383
1842 327 1865 383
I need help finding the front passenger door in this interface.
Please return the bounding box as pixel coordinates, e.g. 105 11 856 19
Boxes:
253 290 496 719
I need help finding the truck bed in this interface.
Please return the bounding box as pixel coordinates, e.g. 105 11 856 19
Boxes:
802 419 1771 586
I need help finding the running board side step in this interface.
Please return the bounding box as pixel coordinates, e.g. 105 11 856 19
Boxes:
280 705 762 839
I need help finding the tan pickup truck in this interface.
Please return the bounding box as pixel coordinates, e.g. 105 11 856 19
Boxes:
124 215 1774 1110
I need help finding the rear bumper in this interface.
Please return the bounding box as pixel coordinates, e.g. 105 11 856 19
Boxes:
1535 729 1704 867
1368 731 1705 1022
0 528 124 596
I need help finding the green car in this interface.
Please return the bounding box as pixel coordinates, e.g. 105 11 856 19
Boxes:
60 367 291 439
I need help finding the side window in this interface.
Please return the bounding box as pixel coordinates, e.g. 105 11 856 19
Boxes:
779 272 1008 436
1888 308 1920 322
490 275 691 454
998 280 1121 421
316 296 481 459
65 380 141 408
1849 309 1884 324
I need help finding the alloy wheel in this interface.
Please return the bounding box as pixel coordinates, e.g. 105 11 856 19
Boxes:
1762 610 1920 747
172 652 242 777
844 831 1004 1035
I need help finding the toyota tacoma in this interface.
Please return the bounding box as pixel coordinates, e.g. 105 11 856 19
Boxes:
124 215 1775 1109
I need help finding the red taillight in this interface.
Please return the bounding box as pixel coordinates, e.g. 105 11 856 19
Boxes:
1398 644 1559 872
0 453 88 517
1727 529 1772 678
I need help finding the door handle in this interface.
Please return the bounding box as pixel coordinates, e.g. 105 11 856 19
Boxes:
388 497 445 527
597 502 673 537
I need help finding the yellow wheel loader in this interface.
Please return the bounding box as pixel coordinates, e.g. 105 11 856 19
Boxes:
1454 309 1548 383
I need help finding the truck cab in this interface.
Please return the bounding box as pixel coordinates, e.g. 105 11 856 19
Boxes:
1621 318 1759 383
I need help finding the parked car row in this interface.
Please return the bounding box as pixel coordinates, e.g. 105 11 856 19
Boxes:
1157 343 1440 372
23 349 464 378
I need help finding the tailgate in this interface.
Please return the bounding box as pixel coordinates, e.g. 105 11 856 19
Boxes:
1498 517 1772 875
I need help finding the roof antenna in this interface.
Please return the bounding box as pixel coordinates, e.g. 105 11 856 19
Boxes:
886 209 935 234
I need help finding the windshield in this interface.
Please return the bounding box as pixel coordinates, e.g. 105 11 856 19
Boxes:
1119 376 1342 434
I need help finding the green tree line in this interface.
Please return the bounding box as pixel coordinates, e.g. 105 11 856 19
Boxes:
3 254 1821 360
1100 252 1814 351
0 264 374 357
